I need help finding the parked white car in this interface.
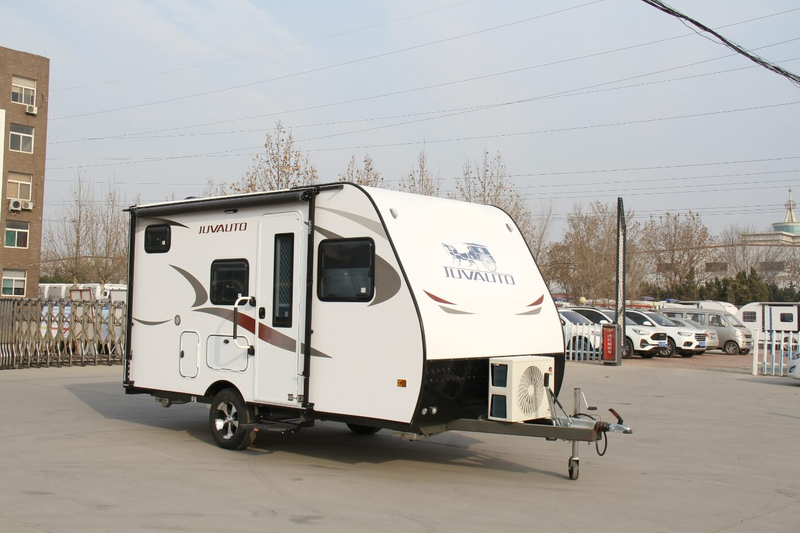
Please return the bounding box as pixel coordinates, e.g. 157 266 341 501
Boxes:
626 310 704 358
668 316 720 352
569 307 667 359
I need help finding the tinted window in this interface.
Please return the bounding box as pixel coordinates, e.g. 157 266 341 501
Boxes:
626 312 647 325
273 234 294 328
742 311 757 323
318 239 374 302
780 313 794 323
210 259 249 305
645 312 675 326
687 313 705 325
144 225 171 253
559 310 592 325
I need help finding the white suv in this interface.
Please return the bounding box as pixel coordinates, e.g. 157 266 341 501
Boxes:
627 310 703 358
570 307 668 359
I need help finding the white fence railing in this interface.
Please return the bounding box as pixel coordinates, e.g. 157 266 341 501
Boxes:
563 322 604 363
0 298 126 369
751 330 799 376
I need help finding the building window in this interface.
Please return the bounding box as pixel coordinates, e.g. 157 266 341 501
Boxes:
317 238 375 302
6 172 33 201
4 221 29 248
11 76 36 106
1 269 26 297
10 124 34 153
742 311 757 323
210 259 249 305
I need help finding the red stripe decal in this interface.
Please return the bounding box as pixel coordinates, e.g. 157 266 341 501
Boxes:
528 295 544 307
424 290 455 305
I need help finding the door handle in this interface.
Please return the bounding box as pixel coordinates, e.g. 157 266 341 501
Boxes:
259 307 266 319
180 350 184 358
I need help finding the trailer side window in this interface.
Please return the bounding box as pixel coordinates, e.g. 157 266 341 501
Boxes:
144 225 170 253
273 234 294 328
780 313 794 323
742 312 757 323
317 238 374 302
210 259 249 305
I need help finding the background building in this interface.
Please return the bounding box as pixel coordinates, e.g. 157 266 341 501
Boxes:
0 46 49 297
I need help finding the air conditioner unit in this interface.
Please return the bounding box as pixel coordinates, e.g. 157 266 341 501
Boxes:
8 199 22 212
21 201 34 211
25 105 38 115
488 355 554 422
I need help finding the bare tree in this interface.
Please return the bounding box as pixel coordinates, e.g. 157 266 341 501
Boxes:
42 173 129 285
640 212 715 295
202 177 230 197
231 121 318 193
338 154 386 187
453 150 536 246
399 150 440 197
547 201 645 301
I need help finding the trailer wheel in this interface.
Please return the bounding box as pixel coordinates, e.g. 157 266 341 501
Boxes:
723 341 739 355
210 389 256 450
347 424 380 435
568 458 579 480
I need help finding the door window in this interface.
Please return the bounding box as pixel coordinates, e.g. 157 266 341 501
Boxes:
210 259 249 305
273 234 294 327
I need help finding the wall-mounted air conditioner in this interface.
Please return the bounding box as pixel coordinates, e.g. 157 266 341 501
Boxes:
488 355 554 422
21 201 34 211
9 199 22 212
25 105 38 115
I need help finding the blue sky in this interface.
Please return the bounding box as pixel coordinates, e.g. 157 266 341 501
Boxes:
3 0 799 239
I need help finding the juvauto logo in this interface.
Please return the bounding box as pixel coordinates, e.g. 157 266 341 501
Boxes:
441 242 515 285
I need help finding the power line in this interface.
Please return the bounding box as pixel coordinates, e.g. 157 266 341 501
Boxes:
52 0 478 92
48 8 800 145
639 0 800 87
50 1 605 121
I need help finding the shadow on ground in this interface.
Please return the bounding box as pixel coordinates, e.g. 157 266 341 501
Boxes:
66 380 555 477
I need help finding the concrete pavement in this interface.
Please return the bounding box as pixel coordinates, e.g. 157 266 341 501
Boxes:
0 361 798 533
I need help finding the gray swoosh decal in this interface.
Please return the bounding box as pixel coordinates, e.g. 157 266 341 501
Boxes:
317 207 386 237
143 217 189 229
171 265 208 307
133 318 171 326
439 306 473 315
516 308 542 316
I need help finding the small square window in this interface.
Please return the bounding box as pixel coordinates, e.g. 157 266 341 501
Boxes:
210 259 249 305
144 225 170 253
780 313 794 323
4 221 29 248
10 124 34 153
742 311 757 323
7 172 33 201
2 269 26 297
11 76 36 106
317 238 374 302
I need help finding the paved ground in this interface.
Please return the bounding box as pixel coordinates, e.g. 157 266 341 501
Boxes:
1 358 798 533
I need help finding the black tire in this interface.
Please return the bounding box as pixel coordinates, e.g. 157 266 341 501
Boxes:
739 348 750 355
568 458 579 480
622 338 634 359
209 388 256 450
347 423 380 435
661 338 676 358
640 351 656 359
724 341 739 355
680 351 695 358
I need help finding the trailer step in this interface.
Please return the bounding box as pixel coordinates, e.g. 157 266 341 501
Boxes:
240 420 304 433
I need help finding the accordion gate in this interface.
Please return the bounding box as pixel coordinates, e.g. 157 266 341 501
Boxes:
0 298 126 369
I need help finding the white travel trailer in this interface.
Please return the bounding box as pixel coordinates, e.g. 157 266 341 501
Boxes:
737 302 799 334
124 183 630 479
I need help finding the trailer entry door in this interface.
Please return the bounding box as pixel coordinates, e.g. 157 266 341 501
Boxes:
254 212 305 405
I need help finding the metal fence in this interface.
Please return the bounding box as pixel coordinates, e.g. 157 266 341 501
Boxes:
563 322 604 363
0 298 126 369
751 330 799 376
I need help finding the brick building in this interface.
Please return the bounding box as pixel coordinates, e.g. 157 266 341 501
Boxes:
0 46 49 297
